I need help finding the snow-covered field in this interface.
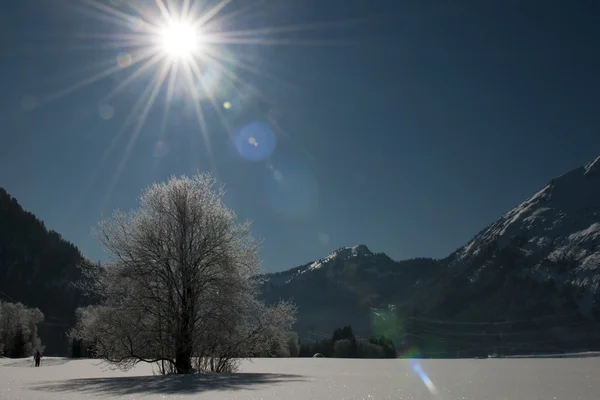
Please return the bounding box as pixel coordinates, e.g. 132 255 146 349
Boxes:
1 356 599 399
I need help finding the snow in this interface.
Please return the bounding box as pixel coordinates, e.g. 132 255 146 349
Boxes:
453 156 600 309
282 245 374 283
584 156 600 176
2 356 600 399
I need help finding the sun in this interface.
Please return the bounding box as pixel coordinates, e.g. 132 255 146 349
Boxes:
159 20 202 59
48 0 340 211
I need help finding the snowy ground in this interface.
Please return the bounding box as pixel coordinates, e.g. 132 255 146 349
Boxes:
1 356 599 400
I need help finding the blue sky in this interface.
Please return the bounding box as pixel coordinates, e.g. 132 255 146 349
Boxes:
1 0 599 272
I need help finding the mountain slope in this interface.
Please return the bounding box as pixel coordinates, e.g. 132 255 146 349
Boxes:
0 188 92 355
451 156 600 313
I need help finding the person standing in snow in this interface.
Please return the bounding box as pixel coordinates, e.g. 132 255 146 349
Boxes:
34 350 42 367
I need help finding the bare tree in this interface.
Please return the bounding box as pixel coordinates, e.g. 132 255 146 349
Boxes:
71 173 295 373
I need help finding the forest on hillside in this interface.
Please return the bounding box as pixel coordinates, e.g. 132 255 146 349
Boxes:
0 188 95 355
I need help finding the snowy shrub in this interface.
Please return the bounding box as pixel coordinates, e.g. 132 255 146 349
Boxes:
0 301 44 358
262 331 300 358
71 173 296 374
286 331 300 357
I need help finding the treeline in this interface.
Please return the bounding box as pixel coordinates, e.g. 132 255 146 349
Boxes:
298 326 396 358
0 301 45 357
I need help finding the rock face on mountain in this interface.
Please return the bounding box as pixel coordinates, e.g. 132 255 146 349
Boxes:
264 156 600 356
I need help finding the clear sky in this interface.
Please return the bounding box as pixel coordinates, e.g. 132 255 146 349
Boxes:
1 0 599 272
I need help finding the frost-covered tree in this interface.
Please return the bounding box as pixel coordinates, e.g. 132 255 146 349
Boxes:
0 301 44 358
71 173 295 374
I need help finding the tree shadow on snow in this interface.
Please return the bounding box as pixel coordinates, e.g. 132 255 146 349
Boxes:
30 372 306 396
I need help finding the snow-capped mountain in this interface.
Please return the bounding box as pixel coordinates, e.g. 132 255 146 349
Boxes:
262 245 442 341
266 245 375 285
264 155 600 355
451 156 600 313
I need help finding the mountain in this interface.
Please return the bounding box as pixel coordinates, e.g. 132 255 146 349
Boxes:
434 156 600 317
263 245 444 342
263 156 600 356
0 188 92 355
3 155 599 357
453 155 600 299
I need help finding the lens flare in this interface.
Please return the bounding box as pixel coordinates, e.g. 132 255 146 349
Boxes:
117 52 132 68
99 104 115 119
233 121 276 161
265 156 319 217
410 360 439 396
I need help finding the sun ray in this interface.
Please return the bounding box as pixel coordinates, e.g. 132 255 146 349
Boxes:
101 61 172 211
72 6 137 32
180 61 217 176
195 0 232 28
196 55 285 118
72 32 155 48
81 0 154 31
154 0 171 21
182 0 194 19
159 61 179 138
205 36 359 46
73 31 150 40
188 56 231 135
101 52 166 101
203 46 300 93
37 50 151 107
200 0 266 34
214 17 371 39
64 42 148 51
42 0 362 209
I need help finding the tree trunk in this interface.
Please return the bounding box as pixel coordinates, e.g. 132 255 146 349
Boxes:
175 287 194 374
175 347 193 374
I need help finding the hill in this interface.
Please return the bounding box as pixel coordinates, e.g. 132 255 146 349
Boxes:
0 188 92 355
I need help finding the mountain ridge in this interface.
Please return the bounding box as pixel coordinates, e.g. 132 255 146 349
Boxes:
2 155 600 357
263 155 600 354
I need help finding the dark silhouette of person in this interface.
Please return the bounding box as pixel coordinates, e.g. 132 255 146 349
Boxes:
34 350 41 367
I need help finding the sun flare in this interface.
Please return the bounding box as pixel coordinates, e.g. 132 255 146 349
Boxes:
159 21 201 59
43 0 343 212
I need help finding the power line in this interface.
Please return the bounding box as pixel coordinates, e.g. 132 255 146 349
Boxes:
0 291 18 303
403 311 580 326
